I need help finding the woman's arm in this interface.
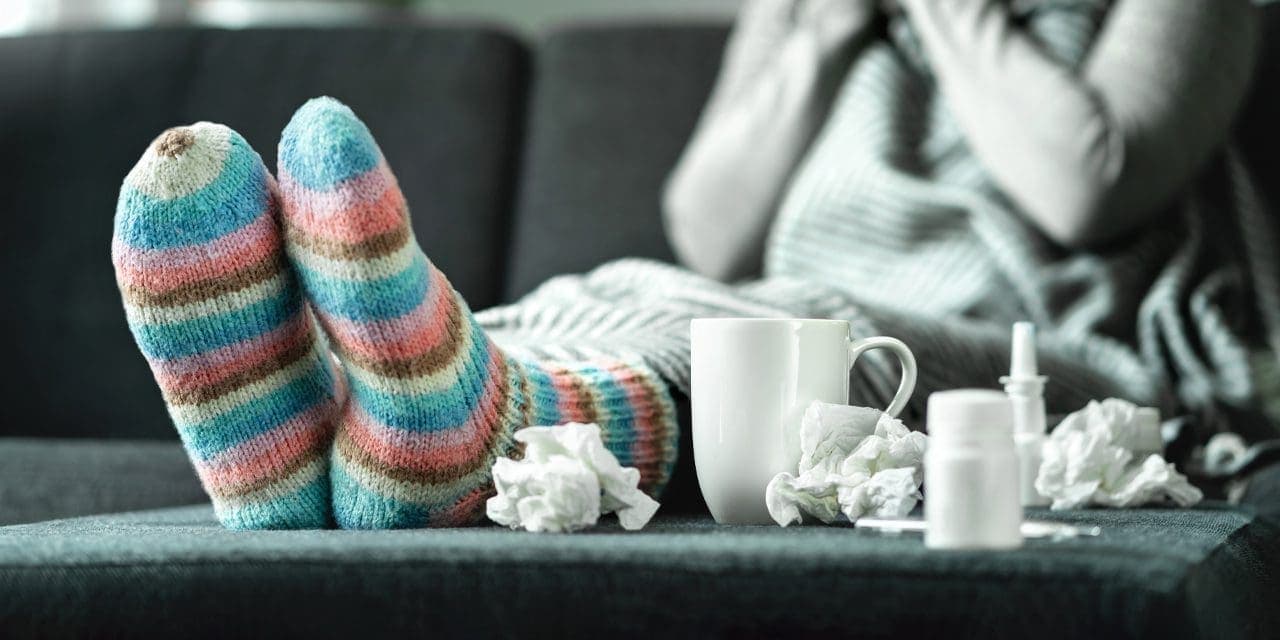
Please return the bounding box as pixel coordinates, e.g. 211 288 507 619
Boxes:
897 0 1260 249
663 0 876 281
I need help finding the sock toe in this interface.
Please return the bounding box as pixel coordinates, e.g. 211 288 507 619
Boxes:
278 96 381 191
116 122 272 251
125 123 231 197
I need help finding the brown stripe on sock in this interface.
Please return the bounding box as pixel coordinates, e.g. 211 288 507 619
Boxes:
285 223 410 262
514 362 535 442
332 293 471 380
494 357 526 461
163 325 316 407
550 365 600 424
207 427 331 500
123 252 284 308
335 358 515 486
628 368 674 494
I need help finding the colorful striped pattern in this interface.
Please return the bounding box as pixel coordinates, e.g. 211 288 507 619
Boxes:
113 123 340 530
522 357 679 497
278 97 678 528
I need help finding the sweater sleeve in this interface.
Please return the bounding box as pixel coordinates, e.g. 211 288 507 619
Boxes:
896 0 1260 249
662 0 876 282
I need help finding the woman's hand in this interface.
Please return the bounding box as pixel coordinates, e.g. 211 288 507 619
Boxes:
663 0 878 281
897 0 1260 249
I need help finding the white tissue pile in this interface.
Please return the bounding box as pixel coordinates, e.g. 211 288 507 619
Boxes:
766 402 927 527
486 422 660 533
1036 398 1202 509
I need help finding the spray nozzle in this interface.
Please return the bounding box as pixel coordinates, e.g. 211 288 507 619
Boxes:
1009 322 1038 379
1000 322 1048 390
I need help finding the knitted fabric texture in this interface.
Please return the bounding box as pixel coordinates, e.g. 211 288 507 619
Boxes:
112 123 340 530
277 97 678 529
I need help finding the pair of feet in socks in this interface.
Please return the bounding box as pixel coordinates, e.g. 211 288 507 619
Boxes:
113 97 678 529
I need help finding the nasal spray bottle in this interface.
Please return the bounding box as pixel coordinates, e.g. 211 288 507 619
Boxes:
999 322 1051 508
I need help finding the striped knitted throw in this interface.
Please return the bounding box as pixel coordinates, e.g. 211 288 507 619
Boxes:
480 1 1280 437
112 124 340 529
277 98 677 528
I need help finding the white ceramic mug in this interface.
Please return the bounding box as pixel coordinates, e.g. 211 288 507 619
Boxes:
690 318 917 524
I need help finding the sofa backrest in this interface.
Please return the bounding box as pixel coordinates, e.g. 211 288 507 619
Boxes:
501 24 727 301
0 25 528 439
1240 3 1280 208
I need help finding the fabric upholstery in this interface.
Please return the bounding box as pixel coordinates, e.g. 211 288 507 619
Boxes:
1243 461 1280 523
0 504 1276 639
502 24 728 301
0 439 205 526
0 26 528 439
1240 3 1280 212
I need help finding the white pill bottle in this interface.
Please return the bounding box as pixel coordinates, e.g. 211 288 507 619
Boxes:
924 390 1024 550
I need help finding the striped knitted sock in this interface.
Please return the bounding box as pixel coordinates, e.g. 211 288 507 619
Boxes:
278 97 679 528
113 123 341 529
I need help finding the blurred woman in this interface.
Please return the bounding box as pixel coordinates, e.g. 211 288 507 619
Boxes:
649 0 1277 440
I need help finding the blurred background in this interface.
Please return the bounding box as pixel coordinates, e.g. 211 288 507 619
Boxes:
0 0 743 35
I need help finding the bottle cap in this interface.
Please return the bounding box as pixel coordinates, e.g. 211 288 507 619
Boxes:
1009 322 1038 378
927 389 1014 440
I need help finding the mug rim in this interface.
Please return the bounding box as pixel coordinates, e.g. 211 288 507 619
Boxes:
690 317 851 327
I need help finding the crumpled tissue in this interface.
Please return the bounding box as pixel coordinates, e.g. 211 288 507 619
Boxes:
1035 398 1202 509
766 402 928 527
486 422 659 533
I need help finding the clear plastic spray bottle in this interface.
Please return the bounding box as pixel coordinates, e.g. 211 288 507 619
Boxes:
999 322 1051 508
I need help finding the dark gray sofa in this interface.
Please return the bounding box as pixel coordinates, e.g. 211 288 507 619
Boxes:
2 17 1280 639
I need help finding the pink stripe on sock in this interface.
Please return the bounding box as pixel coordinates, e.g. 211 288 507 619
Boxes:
196 402 334 494
113 210 278 294
278 161 408 243
314 266 459 363
277 160 393 215
340 347 510 474
602 358 663 468
149 311 312 392
551 368 597 423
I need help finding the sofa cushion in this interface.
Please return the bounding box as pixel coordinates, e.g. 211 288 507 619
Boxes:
0 26 528 439
0 438 205 526
1 504 1276 639
502 24 728 301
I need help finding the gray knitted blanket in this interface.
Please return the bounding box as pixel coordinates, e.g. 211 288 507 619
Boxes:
479 1 1280 433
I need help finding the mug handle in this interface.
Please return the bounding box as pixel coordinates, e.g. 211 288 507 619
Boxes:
848 336 917 418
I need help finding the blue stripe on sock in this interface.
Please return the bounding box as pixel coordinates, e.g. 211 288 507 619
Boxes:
331 459 487 528
115 147 269 250
344 321 494 432
278 97 381 191
330 462 431 529
223 472 331 530
573 364 635 466
179 360 332 457
295 253 430 323
522 363 563 426
132 286 303 360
